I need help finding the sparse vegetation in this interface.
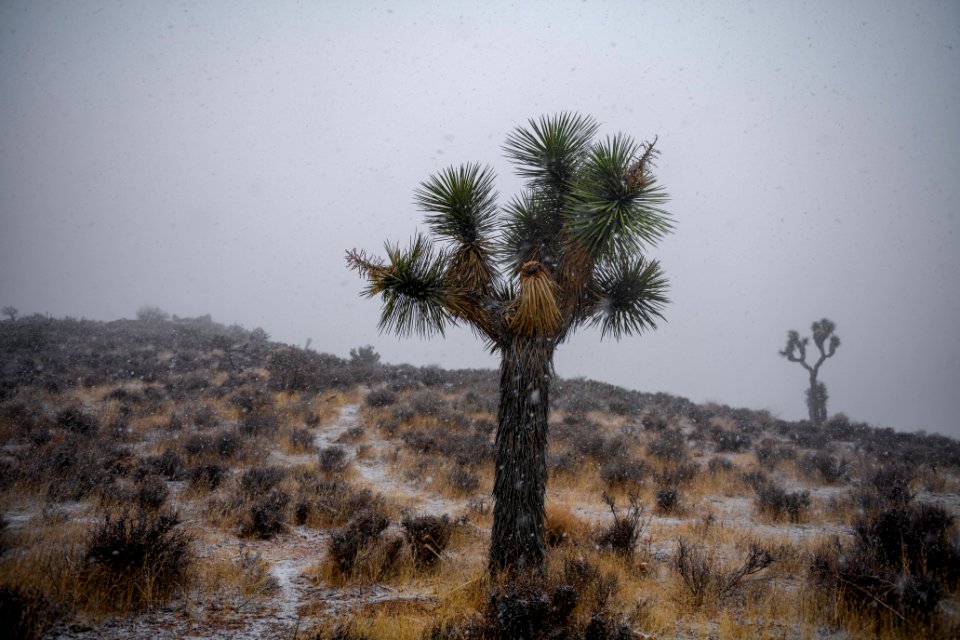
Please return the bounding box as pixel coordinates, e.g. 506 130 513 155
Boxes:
0 313 957 639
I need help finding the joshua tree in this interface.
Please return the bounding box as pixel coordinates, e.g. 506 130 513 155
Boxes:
347 113 672 573
779 318 840 424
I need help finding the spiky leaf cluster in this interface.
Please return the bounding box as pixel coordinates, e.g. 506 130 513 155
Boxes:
347 112 673 348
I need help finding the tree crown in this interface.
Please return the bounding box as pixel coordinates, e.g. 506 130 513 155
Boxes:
347 113 673 351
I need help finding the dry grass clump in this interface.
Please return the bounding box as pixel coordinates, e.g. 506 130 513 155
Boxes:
0 503 195 630
402 513 454 568
318 445 352 474
544 503 591 548
754 483 811 523
594 493 650 559
810 501 960 636
292 473 387 528
83 507 193 610
286 426 317 453
324 508 403 583
672 537 775 609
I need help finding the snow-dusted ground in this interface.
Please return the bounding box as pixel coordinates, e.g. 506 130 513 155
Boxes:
50 403 462 639
11 403 959 639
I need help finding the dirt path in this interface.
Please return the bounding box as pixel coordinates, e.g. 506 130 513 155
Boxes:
317 404 467 518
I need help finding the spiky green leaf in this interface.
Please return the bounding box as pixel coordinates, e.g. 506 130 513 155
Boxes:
503 112 598 192
568 134 672 259
589 256 669 339
414 163 499 245
367 235 453 338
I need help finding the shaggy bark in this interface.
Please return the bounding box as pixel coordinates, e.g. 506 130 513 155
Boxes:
490 336 555 572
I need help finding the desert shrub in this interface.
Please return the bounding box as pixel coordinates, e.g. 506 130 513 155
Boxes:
601 435 632 460
570 430 607 460
598 456 649 488
707 457 735 473
447 467 480 495
188 463 228 491
289 427 316 452
334 425 365 443
853 503 957 579
755 483 811 522
478 560 631 640
401 429 439 454
34 437 109 501
595 493 648 557
133 449 185 480
241 489 290 538
741 470 769 492
655 487 681 514
401 513 453 567
641 413 667 431
135 475 169 511
811 503 959 630
753 440 796 469
182 433 214 456
709 426 751 453
239 411 278 437
647 429 686 461
656 461 700 487
484 578 569 640
296 478 385 527
55 407 98 435
822 413 858 441
328 509 391 577
230 386 274 414
674 538 774 608
0 585 61 640
239 466 285 496
447 433 494 466
365 388 397 407
783 422 823 448
410 390 446 416
318 446 350 474
85 508 192 608
473 418 495 436
865 464 914 505
548 451 583 475
798 450 848 484
213 429 244 458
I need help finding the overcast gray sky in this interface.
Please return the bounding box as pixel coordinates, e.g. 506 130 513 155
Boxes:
1 1 958 438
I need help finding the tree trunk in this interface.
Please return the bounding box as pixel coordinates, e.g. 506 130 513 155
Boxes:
806 373 828 425
806 372 818 423
489 335 554 573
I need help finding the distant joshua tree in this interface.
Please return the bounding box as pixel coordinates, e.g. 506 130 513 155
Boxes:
780 318 840 425
347 113 672 573
2 306 17 322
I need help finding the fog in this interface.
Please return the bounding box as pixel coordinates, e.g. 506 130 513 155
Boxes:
1 1 958 437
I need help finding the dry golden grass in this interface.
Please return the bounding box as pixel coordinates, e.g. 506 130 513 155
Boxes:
4 372 959 640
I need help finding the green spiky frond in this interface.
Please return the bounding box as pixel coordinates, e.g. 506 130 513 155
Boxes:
414 163 499 245
347 235 453 338
349 112 673 349
568 135 672 259
500 192 563 271
503 113 598 192
588 256 669 339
